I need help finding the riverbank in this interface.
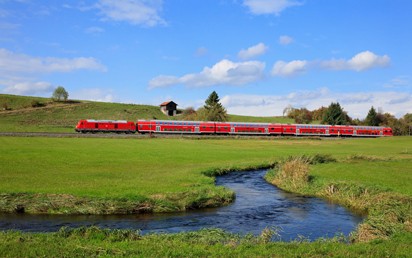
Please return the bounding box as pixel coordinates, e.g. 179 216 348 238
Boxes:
1 226 411 257
265 155 412 242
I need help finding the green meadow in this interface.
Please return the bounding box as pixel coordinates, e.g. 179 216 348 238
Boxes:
0 136 411 256
1 136 410 200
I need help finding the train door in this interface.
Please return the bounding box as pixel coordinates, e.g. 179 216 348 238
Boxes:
195 126 200 133
156 125 161 132
231 127 235 134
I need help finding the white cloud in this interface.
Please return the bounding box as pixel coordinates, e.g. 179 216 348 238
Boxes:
0 48 107 74
271 60 307 77
0 48 107 97
96 0 165 27
149 59 265 89
149 50 392 90
238 43 268 60
347 51 390 71
272 51 390 77
279 35 293 45
149 75 180 89
321 51 390 71
221 89 412 118
1 80 54 96
243 0 303 15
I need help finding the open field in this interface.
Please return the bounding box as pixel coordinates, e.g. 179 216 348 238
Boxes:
1 136 411 214
1 136 411 200
0 136 411 256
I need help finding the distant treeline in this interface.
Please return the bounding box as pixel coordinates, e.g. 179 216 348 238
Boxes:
284 103 412 136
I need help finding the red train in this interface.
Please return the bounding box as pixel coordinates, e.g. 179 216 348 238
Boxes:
75 119 393 137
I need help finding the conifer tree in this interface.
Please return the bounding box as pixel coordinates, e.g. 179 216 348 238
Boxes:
321 102 347 125
201 91 228 121
365 106 380 126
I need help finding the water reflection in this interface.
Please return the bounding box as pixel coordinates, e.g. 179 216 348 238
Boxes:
0 170 363 241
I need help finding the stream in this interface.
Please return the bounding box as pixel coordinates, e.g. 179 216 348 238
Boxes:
0 170 363 241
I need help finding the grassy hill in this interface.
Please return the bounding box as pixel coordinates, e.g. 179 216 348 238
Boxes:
0 94 293 132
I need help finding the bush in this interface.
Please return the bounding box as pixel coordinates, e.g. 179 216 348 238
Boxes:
2 102 11 110
31 100 46 108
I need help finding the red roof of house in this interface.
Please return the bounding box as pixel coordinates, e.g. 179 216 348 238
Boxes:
160 101 177 106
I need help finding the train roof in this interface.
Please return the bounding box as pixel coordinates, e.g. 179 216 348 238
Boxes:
86 119 129 123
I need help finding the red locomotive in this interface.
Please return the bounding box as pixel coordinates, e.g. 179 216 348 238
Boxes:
75 120 136 134
75 119 393 137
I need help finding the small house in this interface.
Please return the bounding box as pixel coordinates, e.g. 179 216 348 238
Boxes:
160 101 178 116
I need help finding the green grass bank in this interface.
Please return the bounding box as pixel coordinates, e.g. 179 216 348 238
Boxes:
0 227 411 257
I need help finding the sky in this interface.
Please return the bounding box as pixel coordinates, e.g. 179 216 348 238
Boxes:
0 0 411 119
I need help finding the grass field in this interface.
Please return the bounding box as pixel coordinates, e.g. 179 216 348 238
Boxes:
311 159 412 195
0 136 411 256
1 137 411 199
1 136 411 214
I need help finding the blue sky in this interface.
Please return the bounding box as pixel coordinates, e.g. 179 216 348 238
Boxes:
0 0 411 118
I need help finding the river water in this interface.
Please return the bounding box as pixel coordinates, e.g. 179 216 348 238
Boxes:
0 170 363 241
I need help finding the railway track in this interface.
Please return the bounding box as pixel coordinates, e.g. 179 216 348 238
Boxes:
0 132 294 140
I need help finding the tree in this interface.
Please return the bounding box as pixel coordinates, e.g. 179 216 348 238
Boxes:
295 108 313 124
311 106 327 121
381 113 406 136
286 107 312 124
52 86 69 102
321 102 348 125
403 113 412 124
182 107 197 121
365 106 381 126
286 107 299 119
201 91 228 121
